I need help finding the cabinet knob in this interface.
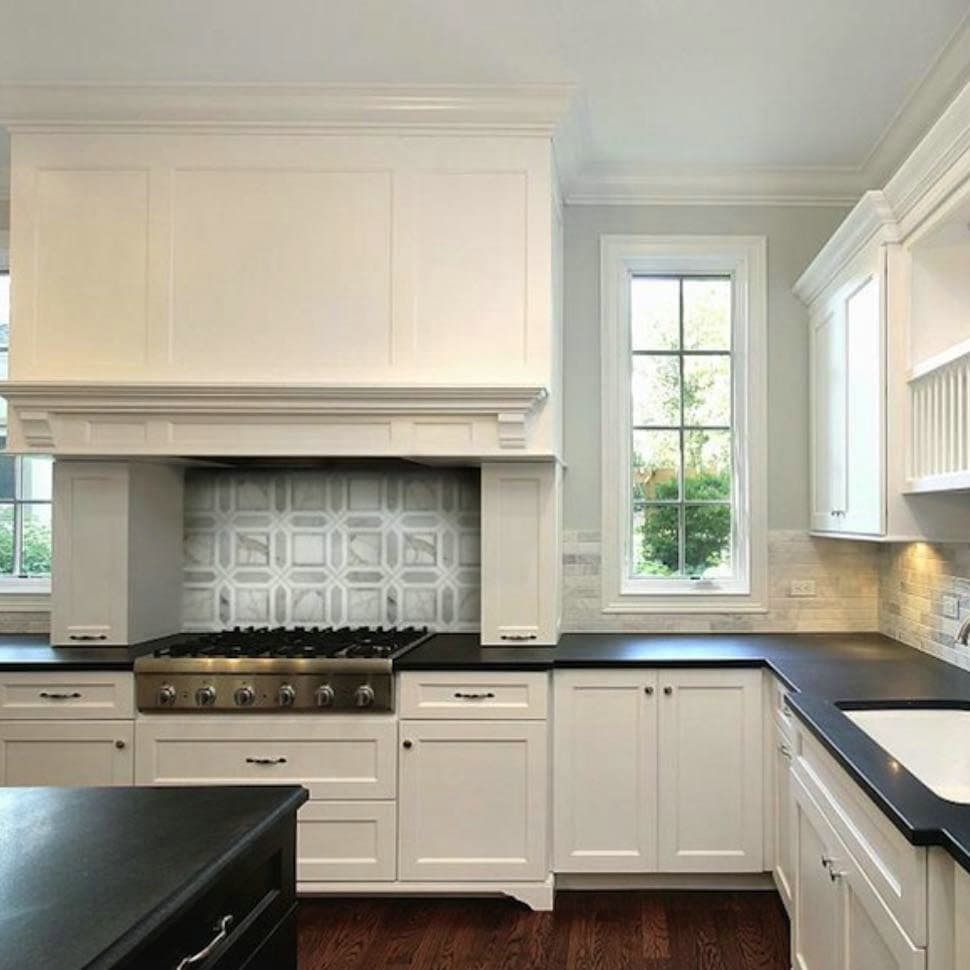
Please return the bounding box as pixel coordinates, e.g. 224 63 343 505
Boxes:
663 686 673 696
402 740 413 750
115 740 126 750
644 686 654 696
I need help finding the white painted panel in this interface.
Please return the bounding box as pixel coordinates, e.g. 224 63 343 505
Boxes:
398 719 547 881
27 169 150 376
811 304 847 531
413 171 528 372
553 670 658 872
658 669 763 872
298 801 397 882
170 169 393 378
0 721 134 786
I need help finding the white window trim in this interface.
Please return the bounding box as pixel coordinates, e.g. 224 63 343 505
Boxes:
0 230 52 608
600 234 768 613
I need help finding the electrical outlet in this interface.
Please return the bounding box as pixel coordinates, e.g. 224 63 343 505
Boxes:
790 579 817 598
943 595 960 620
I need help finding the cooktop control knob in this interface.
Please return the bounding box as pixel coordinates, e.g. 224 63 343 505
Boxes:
233 685 256 707
315 684 335 708
354 684 375 709
277 684 296 708
157 684 177 707
195 685 217 707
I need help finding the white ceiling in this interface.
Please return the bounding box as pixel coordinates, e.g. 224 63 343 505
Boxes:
1 0 969 201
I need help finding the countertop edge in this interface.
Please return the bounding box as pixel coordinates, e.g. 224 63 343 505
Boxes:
88 786 308 970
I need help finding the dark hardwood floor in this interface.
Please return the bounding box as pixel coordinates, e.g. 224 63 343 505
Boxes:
297 891 790 969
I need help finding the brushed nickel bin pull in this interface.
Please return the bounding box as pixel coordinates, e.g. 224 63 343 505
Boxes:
176 914 234 969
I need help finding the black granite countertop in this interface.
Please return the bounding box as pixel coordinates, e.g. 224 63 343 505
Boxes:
397 631 970 874
0 785 307 970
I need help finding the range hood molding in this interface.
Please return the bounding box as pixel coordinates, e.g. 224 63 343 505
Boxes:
2 381 551 458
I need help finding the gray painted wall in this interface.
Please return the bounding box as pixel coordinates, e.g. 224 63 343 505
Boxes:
562 204 850 533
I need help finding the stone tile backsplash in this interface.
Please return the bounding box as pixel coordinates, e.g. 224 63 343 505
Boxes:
562 529 881 633
181 467 481 632
880 542 970 671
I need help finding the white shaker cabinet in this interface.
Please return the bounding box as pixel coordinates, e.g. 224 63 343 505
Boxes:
553 668 763 874
397 719 548 882
770 716 795 912
791 769 925 970
809 253 884 537
0 720 134 786
480 462 561 646
51 461 184 645
553 670 659 871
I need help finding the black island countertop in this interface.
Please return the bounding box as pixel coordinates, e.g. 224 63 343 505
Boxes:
0 785 308 970
399 631 970 874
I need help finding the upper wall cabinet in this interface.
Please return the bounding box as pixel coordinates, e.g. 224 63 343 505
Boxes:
795 79 970 540
11 132 557 387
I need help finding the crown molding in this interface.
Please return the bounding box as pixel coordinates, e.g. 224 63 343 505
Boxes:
793 190 899 305
0 82 577 137
565 165 865 207
861 11 970 189
883 77 970 235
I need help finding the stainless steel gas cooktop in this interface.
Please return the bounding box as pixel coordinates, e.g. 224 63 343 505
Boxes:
134 626 430 712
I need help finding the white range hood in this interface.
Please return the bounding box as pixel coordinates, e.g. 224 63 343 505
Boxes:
1 83 569 460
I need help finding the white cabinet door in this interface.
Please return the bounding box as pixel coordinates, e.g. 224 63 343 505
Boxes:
657 669 764 872
51 462 130 645
841 272 884 536
398 719 547 881
480 462 561 646
811 303 847 533
772 720 795 912
792 771 844 970
792 770 924 970
553 670 658 872
0 720 134 785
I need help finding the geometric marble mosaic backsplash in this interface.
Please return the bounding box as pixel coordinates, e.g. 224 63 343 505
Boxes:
182 466 481 632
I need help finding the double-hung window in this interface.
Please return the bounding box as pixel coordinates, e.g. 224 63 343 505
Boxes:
601 235 767 612
0 236 53 599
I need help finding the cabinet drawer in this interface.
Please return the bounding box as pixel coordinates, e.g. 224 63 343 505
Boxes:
398 671 548 720
772 678 795 728
297 801 396 883
0 671 134 719
135 717 396 799
795 722 928 945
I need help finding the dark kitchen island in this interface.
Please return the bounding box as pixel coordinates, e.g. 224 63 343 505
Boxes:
0 784 307 970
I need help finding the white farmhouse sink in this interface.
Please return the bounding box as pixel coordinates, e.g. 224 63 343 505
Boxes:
844 708 970 804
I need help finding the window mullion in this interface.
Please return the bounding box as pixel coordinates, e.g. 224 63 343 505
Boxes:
677 280 686 577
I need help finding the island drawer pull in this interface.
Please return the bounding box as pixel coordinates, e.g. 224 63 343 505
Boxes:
68 634 108 641
39 691 82 700
499 634 537 641
454 691 496 700
176 914 234 969
245 756 287 766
